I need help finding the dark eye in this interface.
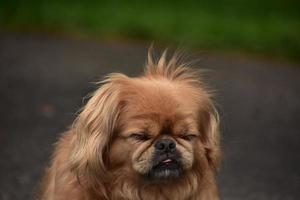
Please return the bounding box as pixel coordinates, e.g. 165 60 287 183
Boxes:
129 133 150 141
181 134 197 141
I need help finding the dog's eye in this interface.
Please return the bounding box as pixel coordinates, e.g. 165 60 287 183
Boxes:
181 134 197 141
129 133 150 141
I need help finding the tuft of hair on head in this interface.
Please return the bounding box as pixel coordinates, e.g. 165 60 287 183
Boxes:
144 47 208 87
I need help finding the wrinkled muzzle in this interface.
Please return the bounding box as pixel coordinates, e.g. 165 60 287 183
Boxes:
146 139 183 180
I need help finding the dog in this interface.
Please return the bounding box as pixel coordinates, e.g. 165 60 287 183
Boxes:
38 50 221 200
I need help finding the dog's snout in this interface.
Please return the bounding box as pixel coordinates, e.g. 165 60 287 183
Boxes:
155 139 176 152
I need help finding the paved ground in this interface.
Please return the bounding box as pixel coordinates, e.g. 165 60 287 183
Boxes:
0 33 299 200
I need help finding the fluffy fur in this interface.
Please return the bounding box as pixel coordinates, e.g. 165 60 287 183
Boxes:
38 50 221 200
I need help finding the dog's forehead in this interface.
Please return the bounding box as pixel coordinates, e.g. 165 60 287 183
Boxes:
122 78 199 113
120 78 200 135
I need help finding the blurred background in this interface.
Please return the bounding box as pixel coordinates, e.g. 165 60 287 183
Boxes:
0 0 299 199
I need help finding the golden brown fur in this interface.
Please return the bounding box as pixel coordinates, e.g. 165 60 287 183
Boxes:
38 50 221 200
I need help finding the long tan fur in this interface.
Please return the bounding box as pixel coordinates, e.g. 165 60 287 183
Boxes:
38 49 221 200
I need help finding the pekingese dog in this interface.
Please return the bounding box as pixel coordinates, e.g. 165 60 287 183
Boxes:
38 50 221 200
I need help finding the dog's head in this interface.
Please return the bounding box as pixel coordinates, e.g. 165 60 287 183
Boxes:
70 51 220 195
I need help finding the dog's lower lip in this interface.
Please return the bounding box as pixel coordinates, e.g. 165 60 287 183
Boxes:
153 159 178 169
147 159 183 180
162 159 172 164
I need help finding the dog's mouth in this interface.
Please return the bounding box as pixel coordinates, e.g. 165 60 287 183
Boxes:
146 155 183 180
153 158 180 171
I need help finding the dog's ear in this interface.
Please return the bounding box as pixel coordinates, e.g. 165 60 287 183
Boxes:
69 74 127 196
199 101 221 171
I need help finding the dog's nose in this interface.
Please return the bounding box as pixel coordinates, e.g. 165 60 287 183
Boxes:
155 139 176 152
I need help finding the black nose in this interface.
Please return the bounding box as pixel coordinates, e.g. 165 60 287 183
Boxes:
155 139 176 152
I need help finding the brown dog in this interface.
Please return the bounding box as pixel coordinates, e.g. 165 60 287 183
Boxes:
38 50 221 200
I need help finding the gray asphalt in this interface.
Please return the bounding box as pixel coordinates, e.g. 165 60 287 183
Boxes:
0 33 299 200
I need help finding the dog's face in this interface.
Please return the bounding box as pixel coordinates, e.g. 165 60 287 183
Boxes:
108 77 217 182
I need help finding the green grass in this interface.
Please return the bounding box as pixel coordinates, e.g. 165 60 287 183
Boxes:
1 0 300 61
